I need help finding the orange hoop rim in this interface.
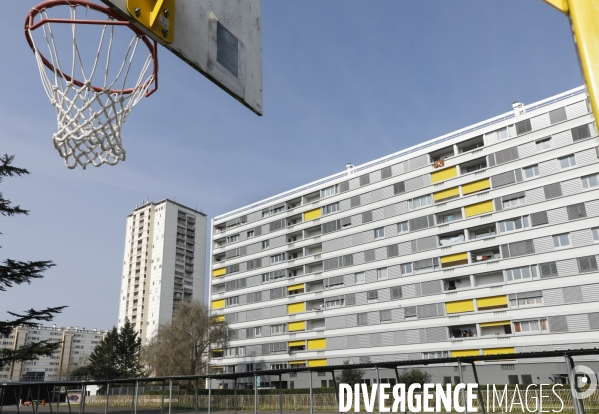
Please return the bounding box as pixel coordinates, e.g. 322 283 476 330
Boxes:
24 0 158 96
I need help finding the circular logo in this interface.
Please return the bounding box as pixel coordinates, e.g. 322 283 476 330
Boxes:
573 365 597 399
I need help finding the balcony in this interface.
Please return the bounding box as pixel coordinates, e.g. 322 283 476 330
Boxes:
468 224 497 240
306 299 325 312
457 135 484 154
471 247 500 263
459 157 487 175
443 276 471 292
438 230 465 247
449 324 477 339
480 322 512 337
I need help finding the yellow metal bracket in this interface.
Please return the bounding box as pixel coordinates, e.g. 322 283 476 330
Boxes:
127 0 176 43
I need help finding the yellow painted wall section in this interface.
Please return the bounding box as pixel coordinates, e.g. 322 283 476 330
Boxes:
451 350 480 357
211 299 225 309
213 267 226 277
307 338 326 350
431 166 457 183
308 359 327 367
480 321 510 327
445 299 474 314
483 347 515 355
477 295 508 308
433 187 459 202
462 178 490 195
288 321 306 331
289 340 306 347
288 302 306 314
288 283 304 291
304 208 322 221
464 200 494 217
214 315 225 322
440 252 468 264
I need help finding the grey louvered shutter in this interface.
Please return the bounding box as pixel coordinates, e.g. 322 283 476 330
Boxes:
345 293 356 305
362 210 373 223
549 107 567 124
322 220 340 234
515 119 532 135
501 244 510 259
540 262 558 278
495 147 519 165
364 249 375 262
563 286 583 303
387 244 399 257
572 124 591 141
414 258 433 271
324 257 340 271
515 168 523 182
340 216 352 227
577 256 598 273
391 287 402 299
409 215 430 231
543 183 563 199
350 196 361 208
417 304 438 318
548 315 568 333
487 153 496 167
589 313 599 330
494 198 503 212
567 203 587 220
508 240 535 257
359 174 370 186
380 309 391 322
530 211 549 227
381 166 392 179
367 290 378 300
491 171 516 188
357 313 368 325
394 181 405 195
340 181 350 193
502 191 525 203
404 306 417 318
254 226 262 236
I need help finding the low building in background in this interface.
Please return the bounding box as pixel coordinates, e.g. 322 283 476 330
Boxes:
0 325 109 382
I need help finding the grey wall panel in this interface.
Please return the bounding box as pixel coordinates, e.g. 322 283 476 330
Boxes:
392 162 405 176
590 313 599 330
423 174 432 186
339 199 351 212
531 113 551 130
398 241 412 256
326 315 347 330
566 314 590 332
363 230 374 244
353 252 364 266
378 288 391 302
392 308 404 323
552 130 573 148
247 275 262 287
346 315 357 328
406 329 421 344
533 236 554 254
393 330 407 345
397 201 408 215
405 175 425 192
361 192 372 205
349 178 360 191
352 231 364 246
385 224 397 238
389 265 402 279
421 280 442 296
384 204 396 219
382 185 394 199
237 311 246 322
371 188 383 203
370 170 382 184
556 258 579 277
539 159 559 176
402 284 416 299
369 311 381 325
547 207 568 225
518 141 536 158
582 283 599 302
437 303 445 316
576 148 598 167
355 292 367 305
342 235 353 249
543 288 564 306
373 208 385 221
425 326 447 343
344 274 355 287
327 336 343 350
409 155 428 171
346 335 358 348
271 235 286 248
358 334 369 348
369 332 382 347
381 332 394 346
526 187 545 204
246 308 263 321
571 229 593 247
365 269 377 283
375 247 387 261
562 178 583 197
417 303 438 318
587 200 599 217
566 100 588 119
270 305 286 317
417 236 437 252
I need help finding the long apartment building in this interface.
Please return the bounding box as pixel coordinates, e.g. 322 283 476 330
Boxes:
118 199 207 343
209 86 599 386
0 325 108 382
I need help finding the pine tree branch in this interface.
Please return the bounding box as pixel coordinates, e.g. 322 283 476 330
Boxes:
0 155 29 178
0 259 55 291
0 306 66 337
0 340 60 371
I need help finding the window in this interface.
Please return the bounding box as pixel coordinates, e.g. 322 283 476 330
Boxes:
270 253 285 264
380 309 392 322
367 290 378 302
328 276 344 287
227 234 239 243
558 154 576 169
505 265 537 282
552 233 570 248
409 194 432 210
226 296 239 306
247 230 255 238
322 202 340 215
438 211 461 224
254 327 262 337
262 273 271 283
355 272 365 284
593 227 599 241
397 221 408 233
357 313 368 326
498 216 530 233
497 127 509 140
271 324 285 334
422 351 449 359
510 295 542 308
536 138 552 151
271 363 287 370
262 240 270 249
465 162 486 173
321 184 339 199
377 268 388 280
391 286 402 299
514 319 548 333
582 174 599 189
325 298 344 308
503 196 525 209
523 164 539 179
374 227 384 239
401 263 413 275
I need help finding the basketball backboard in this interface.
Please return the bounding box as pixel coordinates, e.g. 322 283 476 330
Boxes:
100 0 263 116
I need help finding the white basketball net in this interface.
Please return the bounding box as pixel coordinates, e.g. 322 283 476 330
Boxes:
27 5 156 169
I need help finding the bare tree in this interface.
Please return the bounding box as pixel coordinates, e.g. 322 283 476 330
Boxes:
143 301 228 378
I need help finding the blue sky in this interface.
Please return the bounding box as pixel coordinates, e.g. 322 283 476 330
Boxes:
0 1 583 330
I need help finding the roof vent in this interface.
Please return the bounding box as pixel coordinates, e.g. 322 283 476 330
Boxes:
512 101 525 116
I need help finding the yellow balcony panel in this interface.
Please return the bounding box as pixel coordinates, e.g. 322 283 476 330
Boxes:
289 340 306 347
431 166 457 183
433 186 460 202
213 267 226 277
213 315 225 322
304 208 322 221
445 299 474 314
288 302 306 314
308 359 327 367
307 338 326 350
212 348 223 352
462 178 490 195
464 200 494 217
288 321 306 332
451 349 480 357
211 299 225 309
289 360 306 365
480 321 510 328
477 295 507 309
483 347 515 356
288 283 305 291
441 252 468 264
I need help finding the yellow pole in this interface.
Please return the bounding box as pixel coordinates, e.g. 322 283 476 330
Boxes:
544 0 599 120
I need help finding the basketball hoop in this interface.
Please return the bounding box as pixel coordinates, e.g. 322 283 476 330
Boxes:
24 0 158 169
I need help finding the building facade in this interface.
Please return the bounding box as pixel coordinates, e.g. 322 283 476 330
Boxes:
0 325 108 382
117 199 207 343
209 86 599 387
